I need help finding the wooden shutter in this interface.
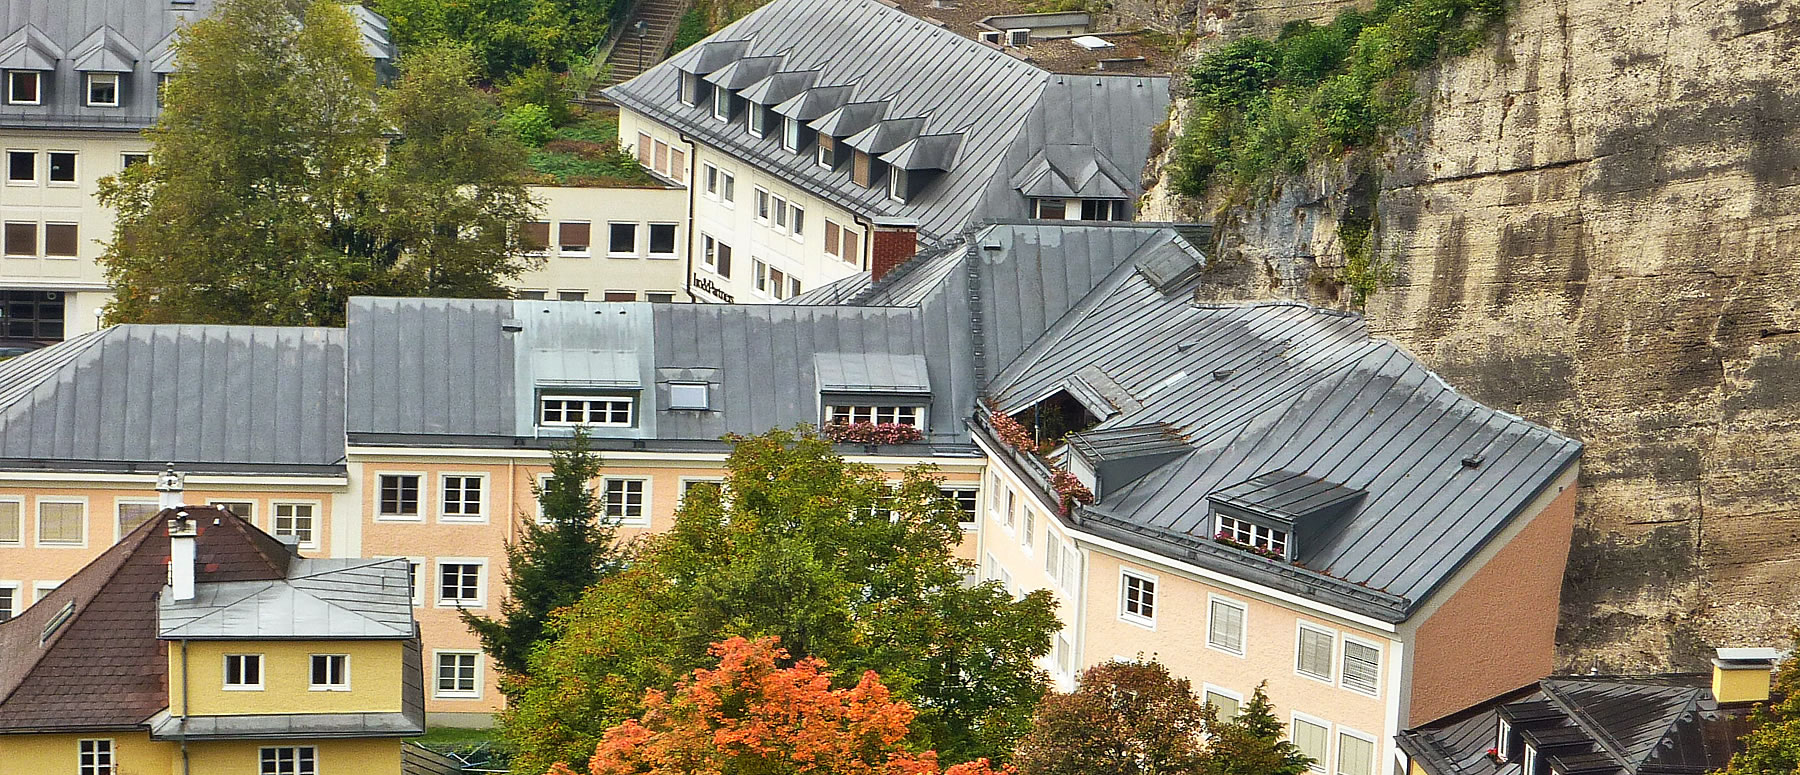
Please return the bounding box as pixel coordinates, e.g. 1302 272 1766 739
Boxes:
852 150 871 186
43 223 77 257
523 221 550 251
843 230 859 266
637 133 652 164
670 148 686 182
825 221 840 256
559 222 590 251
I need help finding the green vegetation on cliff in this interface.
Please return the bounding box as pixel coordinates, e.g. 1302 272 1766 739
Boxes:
1170 0 1506 199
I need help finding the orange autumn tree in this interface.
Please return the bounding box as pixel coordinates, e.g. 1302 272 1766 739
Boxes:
567 637 1011 775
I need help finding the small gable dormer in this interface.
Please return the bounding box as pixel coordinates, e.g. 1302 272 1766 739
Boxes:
1206 470 1365 562
814 352 930 433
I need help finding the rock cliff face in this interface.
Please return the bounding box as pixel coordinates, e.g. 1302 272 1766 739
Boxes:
1142 0 1800 669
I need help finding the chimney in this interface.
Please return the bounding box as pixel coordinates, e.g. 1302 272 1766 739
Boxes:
168 508 198 601
869 218 919 283
156 463 187 510
1712 647 1783 704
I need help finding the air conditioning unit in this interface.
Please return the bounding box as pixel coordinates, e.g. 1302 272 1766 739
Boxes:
1008 29 1030 46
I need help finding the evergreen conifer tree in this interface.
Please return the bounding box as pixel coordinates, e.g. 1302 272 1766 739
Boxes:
1200 683 1313 775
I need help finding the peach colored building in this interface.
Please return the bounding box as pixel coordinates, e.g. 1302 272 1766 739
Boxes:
0 223 1581 758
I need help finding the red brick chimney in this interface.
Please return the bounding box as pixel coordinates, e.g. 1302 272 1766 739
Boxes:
869 219 919 283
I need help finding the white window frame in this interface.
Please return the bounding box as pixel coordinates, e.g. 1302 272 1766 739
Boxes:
539 394 636 427
380 556 427 607
34 497 88 548
1118 567 1157 629
1205 593 1249 657
271 500 321 550
720 170 735 204
31 580 59 603
436 558 487 608
223 653 265 691
78 738 115 775
5 149 35 184
0 495 22 546
85 73 120 107
1295 621 1337 684
1202 683 1244 718
114 498 162 542
606 221 639 258
668 382 710 410
677 476 726 509
790 203 806 240
1291 712 1333 773
46 151 76 185
432 650 483 699
702 162 719 198
533 472 555 524
888 168 906 202
557 220 593 257
746 104 765 138
647 222 680 259
437 472 489 523
1522 743 1539 775
781 116 801 152
308 653 350 691
823 404 923 427
205 498 257 526
6 71 40 105
375 472 424 521
941 486 978 532
0 580 20 622
259 746 317 775
754 187 771 224
1021 506 1034 554
1335 727 1377 775
1340 635 1382 696
121 152 150 170
601 477 652 527
712 86 731 121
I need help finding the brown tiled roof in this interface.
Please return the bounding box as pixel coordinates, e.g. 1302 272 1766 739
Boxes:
0 506 290 733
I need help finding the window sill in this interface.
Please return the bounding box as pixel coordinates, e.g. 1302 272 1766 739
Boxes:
559 251 592 259
375 514 424 522
1341 684 1380 697
44 255 79 260
437 600 485 609
437 516 488 525
222 686 265 692
308 686 351 692
648 253 679 260
1118 613 1156 631
1205 643 1247 659
1295 670 1334 685
34 541 86 549
433 692 481 700
606 254 641 260
4 181 38 187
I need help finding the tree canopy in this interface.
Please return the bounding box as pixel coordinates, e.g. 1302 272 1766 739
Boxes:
502 428 1060 774
97 0 538 326
370 0 631 79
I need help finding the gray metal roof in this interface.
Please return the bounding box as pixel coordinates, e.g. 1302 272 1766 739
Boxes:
0 1 393 132
0 325 346 474
815 352 931 394
603 0 1169 246
158 558 415 639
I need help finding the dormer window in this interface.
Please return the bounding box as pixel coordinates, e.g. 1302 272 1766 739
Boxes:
86 73 119 107
7 71 40 105
679 72 701 106
826 405 921 427
540 394 635 427
1217 514 1288 557
712 87 731 121
887 169 907 203
1080 199 1125 221
816 135 837 169
782 117 802 152
747 104 767 138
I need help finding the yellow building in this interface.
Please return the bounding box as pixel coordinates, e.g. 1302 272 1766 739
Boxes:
0 487 422 775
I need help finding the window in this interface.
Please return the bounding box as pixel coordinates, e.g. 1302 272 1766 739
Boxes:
1207 597 1248 655
539 395 634 426
522 221 550 254
1022 507 1034 551
1297 624 1335 681
980 30 1003 45
790 277 802 298
86 73 119 107
843 229 859 266
208 500 255 522
33 580 60 603
648 223 677 257
1032 198 1067 220
435 652 480 698
0 499 20 545
774 196 792 232
441 475 485 521
608 222 638 256
603 478 649 525
1521 744 1540 775
851 150 873 187
816 135 836 168
1081 198 1125 221
6 150 33 183
48 152 74 183
1292 715 1331 773
36 500 84 546
1053 633 1074 676
679 72 700 106
1004 488 1016 529
273 502 315 548
825 405 921 426
1217 514 1289 557
260 747 317 775
1120 569 1156 626
1203 687 1241 718
941 487 978 530
116 500 160 540
790 204 806 238
669 382 709 410
747 104 766 137
680 478 724 507
1059 542 1079 591
438 562 483 605
702 234 733 278
1336 731 1374 775
603 291 635 302
123 152 150 169
39 599 72 642
7 71 39 105
670 147 686 182
518 290 547 300
44 223 77 257
754 187 770 222
888 169 906 202
559 290 587 301
712 86 731 121
703 163 719 197
379 474 421 518
721 170 735 201
559 222 591 256
0 584 15 622
637 132 652 163
782 116 801 152
647 292 676 303
224 654 264 689
1342 639 1381 695
653 141 668 174
309 654 348 690
79 739 114 775
407 560 422 606
3 222 35 256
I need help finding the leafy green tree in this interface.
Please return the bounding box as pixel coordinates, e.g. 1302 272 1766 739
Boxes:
503 428 1061 773
97 0 538 326
1199 684 1312 775
1015 659 1210 775
371 0 629 79
464 428 623 679
1717 635 1800 775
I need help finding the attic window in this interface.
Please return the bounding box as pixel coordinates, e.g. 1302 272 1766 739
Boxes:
1216 514 1288 558
39 600 74 644
887 169 907 203
826 405 922 427
7 71 40 105
679 72 701 106
669 382 710 410
540 394 635 427
782 117 802 152
1012 390 1101 450
712 87 731 121
816 135 837 169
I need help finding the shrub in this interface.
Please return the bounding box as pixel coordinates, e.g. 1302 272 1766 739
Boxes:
501 103 556 147
497 65 576 127
1189 38 1281 106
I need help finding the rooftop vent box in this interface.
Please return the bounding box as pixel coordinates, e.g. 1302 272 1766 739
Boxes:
979 30 1003 45
1071 35 1114 50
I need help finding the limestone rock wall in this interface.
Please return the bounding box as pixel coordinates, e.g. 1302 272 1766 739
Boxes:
1145 0 1800 669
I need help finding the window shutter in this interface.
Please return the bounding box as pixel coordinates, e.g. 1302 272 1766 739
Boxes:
559 222 590 249
670 148 686 182
1293 719 1329 767
1209 601 1243 652
44 223 77 257
844 230 860 265
637 133 652 164
852 150 872 186
1337 734 1373 775
1342 641 1380 694
3 222 35 256
523 221 550 250
1298 627 1333 678
825 221 841 255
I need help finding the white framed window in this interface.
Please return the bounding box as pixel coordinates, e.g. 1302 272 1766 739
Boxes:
85 73 119 107
558 221 592 257
47 151 75 184
712 86 731 121
1119 568 1156 628
79 739 115 775
381 557 425 606
522 221 551 255
1021 507 1034 553
115 499 161 542
0 497 22 545
260 746 317 775
790 204 806 239
377 473 422 519
824 405 922 427
940 487 978 531
1296 622 1336 682
887 168 906 202
1053 632 1074 676
602 477 650 526
701 233 733 277
1522 743 1540 775
35 498 86 547
1007 28 1030 46
224 653 264 690
648 223 678 258
747 104 766 137
533 472 555 523
6 150 34 183
1207 595 1248 656
1202 685 1243 718
678 477 725 508
272 501 317 549
1217 514 1289 557
1291 713 1332 773
816 135 836 168
209 499 256 525
782 116 801 152
1341 637 1381 696
539 394 635 427
753 258 769 294
1060 542 1079 592
32 580 60 603
772 195 788 232
434 650 482 698
703 162 719 198
122 152 150 169
754 187 770 223
987 470 1004 515
7 71 40 105
309 654 349 691
720 169 735 202
669 382 710 410
980 30 1003 45
679 72 701 106
559 290 588 302
607 222 638 257
440 474 488 522
437 560 486 607
0 581 18 622
1004 487 1016 529
1335 728 1375 775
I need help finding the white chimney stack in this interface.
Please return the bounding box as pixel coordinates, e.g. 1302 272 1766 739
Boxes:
156 464 187 510
168 508 198 601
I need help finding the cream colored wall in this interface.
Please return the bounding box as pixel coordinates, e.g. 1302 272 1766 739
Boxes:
169 640 405 716
0 731 176 775
973 466 1084 690
184 737 400 775
516 185 691 302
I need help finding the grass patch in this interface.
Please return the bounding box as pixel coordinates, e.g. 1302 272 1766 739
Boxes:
525 115 659 186
410 726 504 749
